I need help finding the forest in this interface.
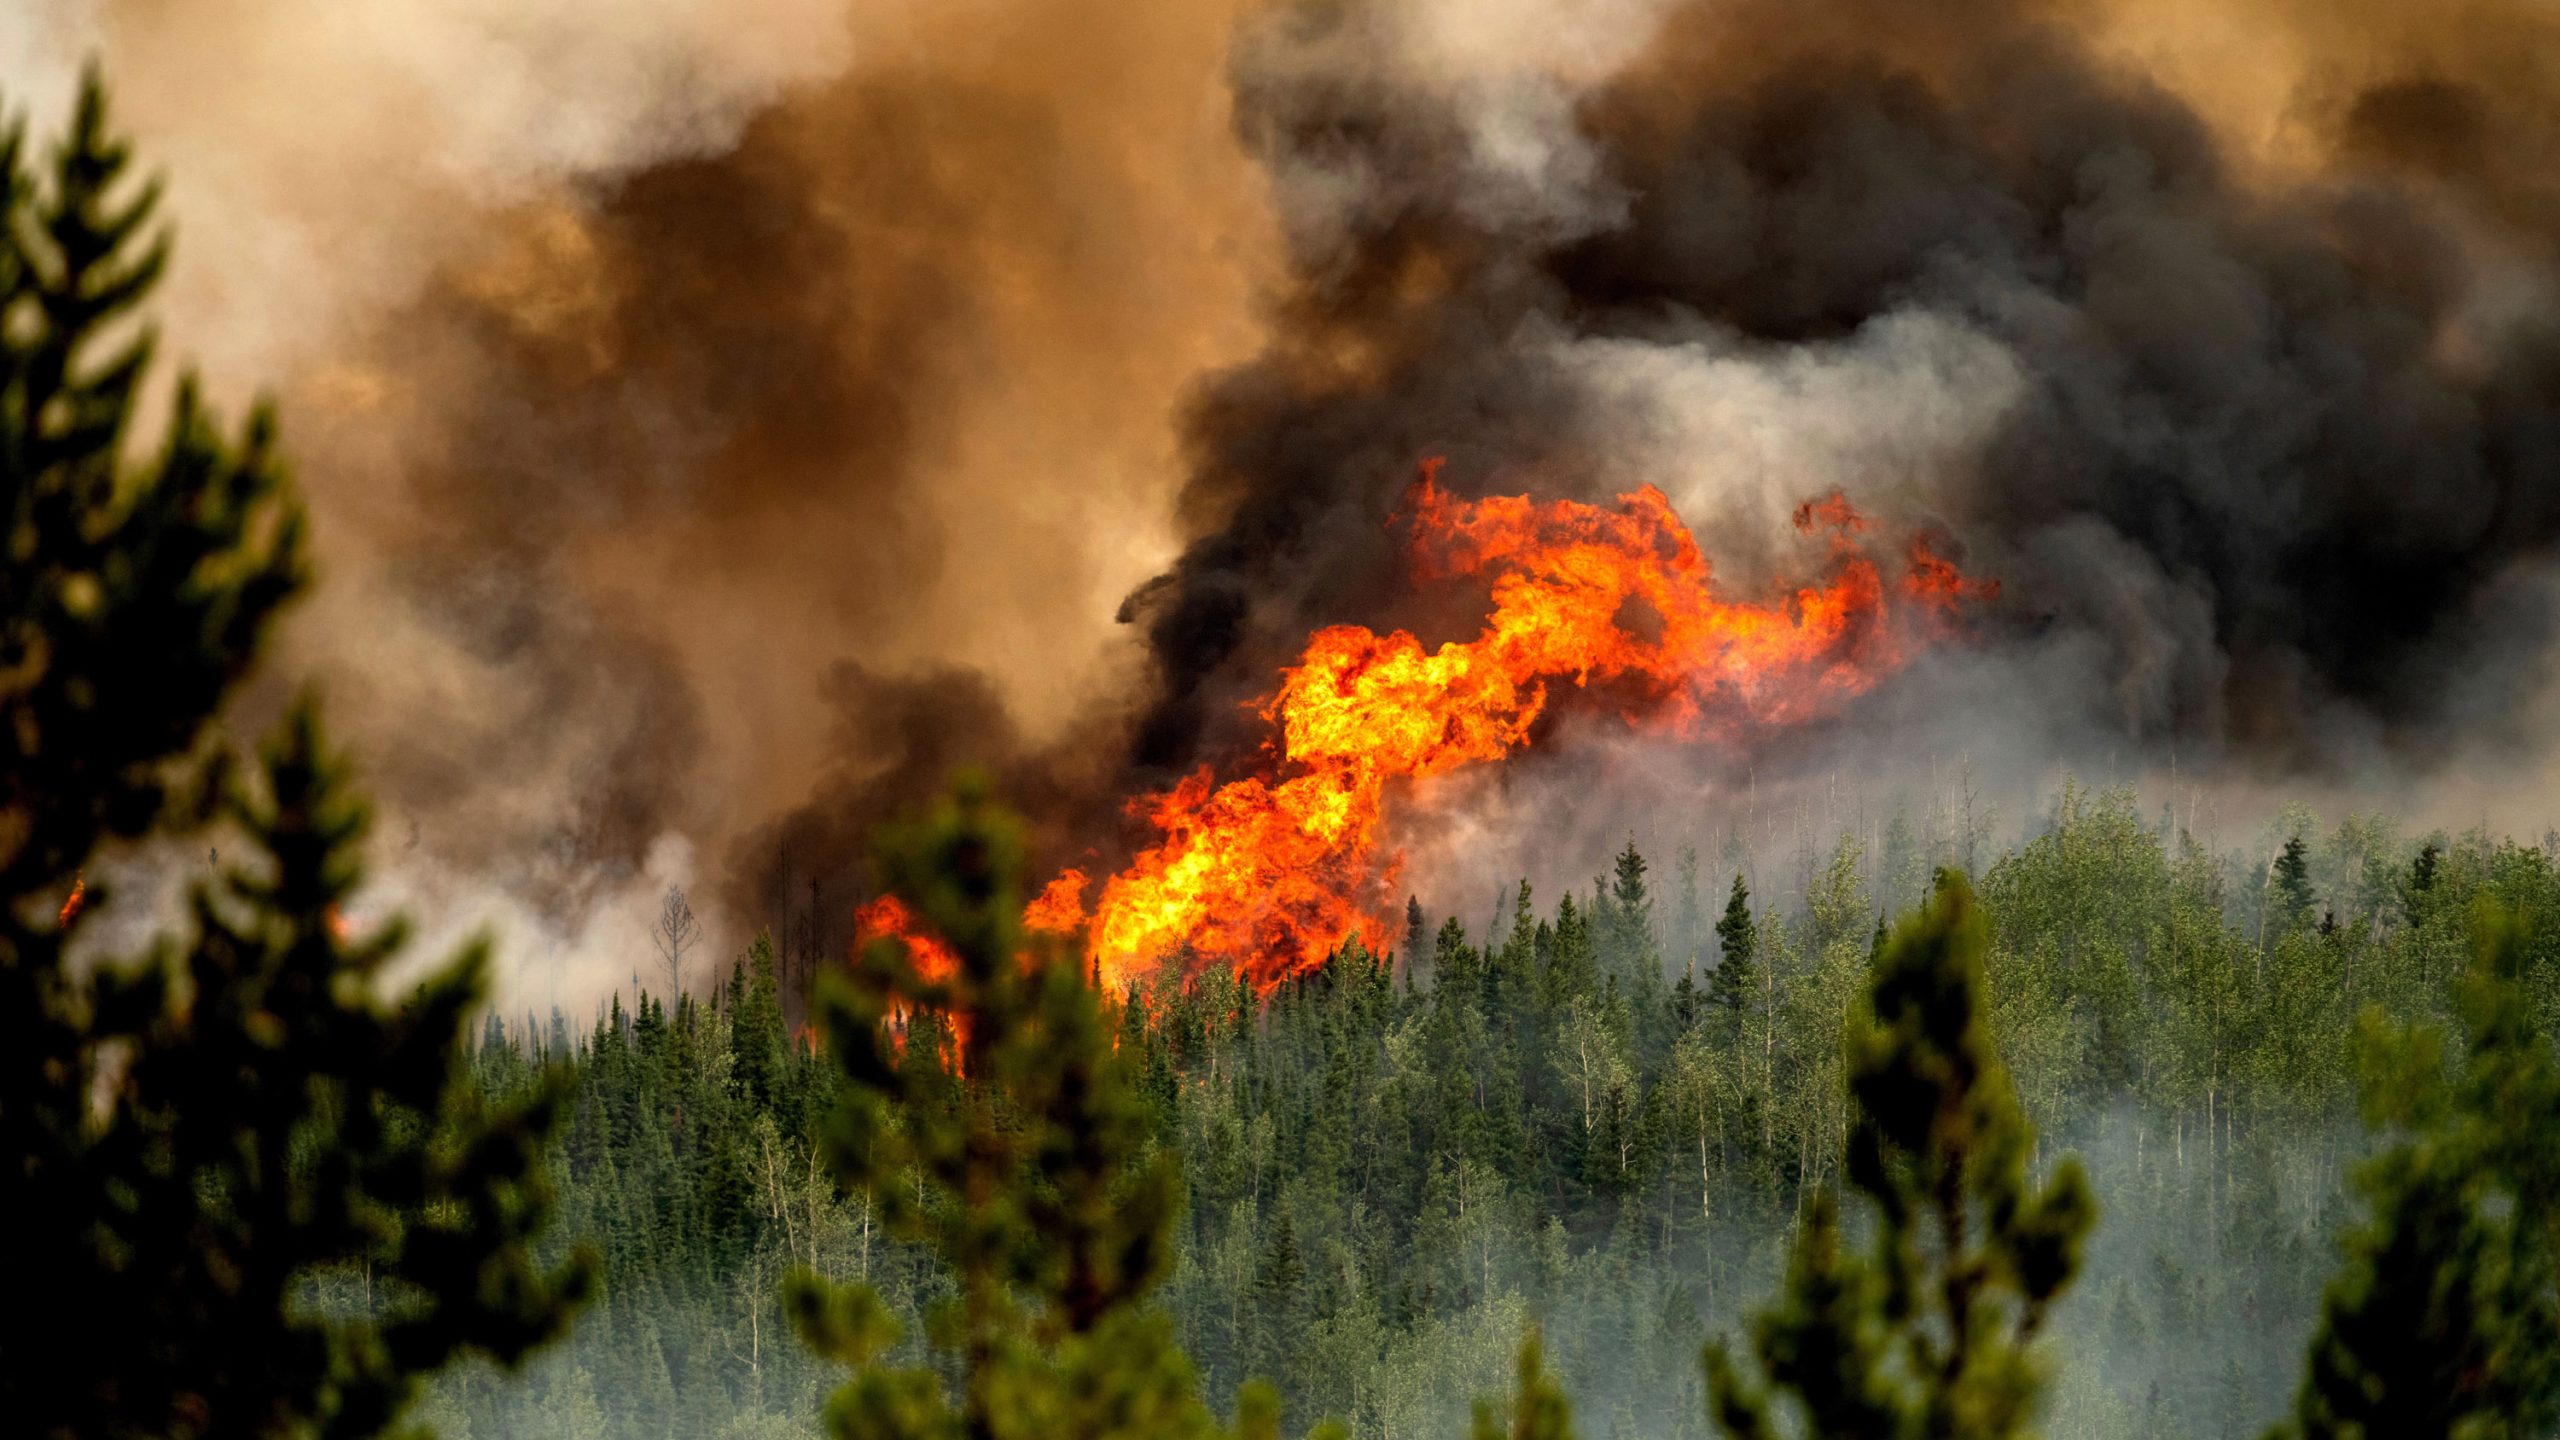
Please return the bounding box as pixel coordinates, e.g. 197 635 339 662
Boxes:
15 24 2560 1440
409 791 2560 1440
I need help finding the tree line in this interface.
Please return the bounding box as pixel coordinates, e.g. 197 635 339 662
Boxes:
407 780 2560 1439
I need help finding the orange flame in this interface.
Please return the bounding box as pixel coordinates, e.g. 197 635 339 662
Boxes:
1072 463 1993 994
852 894 971 1064
58 876 85 929
853 895 960 985
1024 869 1091 935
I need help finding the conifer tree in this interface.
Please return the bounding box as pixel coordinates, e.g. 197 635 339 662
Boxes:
2403 842 2443 931
1706 873 2093 1440
2271 835 2316 935
787 776 1217 1440
1475 1333 1579 1440
1 73 588 1439
1248 1210 1311 1396
1709 874 1757 1018
2271 907 2560 1440
1602 838 1656 977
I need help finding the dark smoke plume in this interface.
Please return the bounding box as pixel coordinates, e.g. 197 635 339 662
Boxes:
1133 0 2560 785
23 0 2560 1006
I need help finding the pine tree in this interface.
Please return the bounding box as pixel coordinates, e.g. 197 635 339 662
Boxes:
2 72 588 1440
787 776 1220 1440
1434 914 1480 999
1475 1333 1579 1440
2271 907 2560 1439
1671 964 1703 1034
1602 838 1656 978
2403 841 2443 930
1544 893 1599 1012
2271 835 2316 935
1248 1210 1310 1392
1709 874 1757 1018
1706 873 2093 1440
729 933 790 1119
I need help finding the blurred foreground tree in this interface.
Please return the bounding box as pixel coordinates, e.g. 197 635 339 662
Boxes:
0 73 587 1439
788 775 1216 1440
1473 1333 1579 1440
2271 905 2560 1439
790 776 1356 1440
1705 873 2094 1439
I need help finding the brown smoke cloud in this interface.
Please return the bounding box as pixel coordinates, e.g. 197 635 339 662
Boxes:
5 0 1275 1003
12 0 2560 1005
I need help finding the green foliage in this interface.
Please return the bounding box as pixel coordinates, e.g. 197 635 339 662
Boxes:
787 776 1212 1440
437 787 2560 1439
1600 838 1657 979
2271 836 2316 937
1474 1333 1579 1440
1710 874 1756 1019
0 73 587 1440
2271 907 2560 1440
1706 873 2094 1440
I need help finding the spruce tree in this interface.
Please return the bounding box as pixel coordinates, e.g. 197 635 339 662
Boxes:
1248 1210 1310 1398
2271 835 2316 935
1671 964 1703 1033
1602 837 1656 977
787 776 1220 1440
2271 907 2560 1439
2403 841 2443 930
1 73 588 1439
1709 874 1756 1018
1706 873 2093 1440
1475 1333 1579 1440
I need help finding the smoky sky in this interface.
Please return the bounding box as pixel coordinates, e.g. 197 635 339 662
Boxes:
346 0 2560 950
20 0 2560 995
1132 0 2560 793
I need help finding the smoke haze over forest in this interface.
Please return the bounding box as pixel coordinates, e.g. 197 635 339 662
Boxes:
13 0 2560 1009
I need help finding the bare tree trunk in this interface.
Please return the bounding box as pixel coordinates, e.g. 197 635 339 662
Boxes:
652 884 700 998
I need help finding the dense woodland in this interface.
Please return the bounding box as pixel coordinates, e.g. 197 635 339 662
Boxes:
411 785 2560 1439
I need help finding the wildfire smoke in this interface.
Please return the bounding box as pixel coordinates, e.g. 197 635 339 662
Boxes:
24 0 2560 1015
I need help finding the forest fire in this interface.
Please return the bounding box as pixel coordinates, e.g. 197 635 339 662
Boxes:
851 894 971 1057
1057 463 1994 994
851 466 1990 1001
853 895 960 985
849 468 1986 999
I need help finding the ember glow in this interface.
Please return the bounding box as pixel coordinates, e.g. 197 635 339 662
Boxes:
1070 463 1995 995
59 876 85 930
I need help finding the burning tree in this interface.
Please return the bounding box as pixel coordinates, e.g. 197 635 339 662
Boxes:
0 73 587 1437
